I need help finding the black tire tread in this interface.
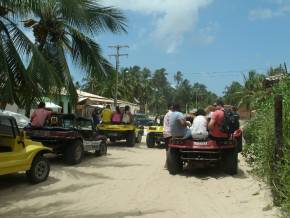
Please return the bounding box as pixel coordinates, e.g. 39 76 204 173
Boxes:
26 155 50 184
166 148 182 175
64 140 84 165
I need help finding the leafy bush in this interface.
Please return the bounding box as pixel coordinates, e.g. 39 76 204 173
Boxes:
243 78 290 215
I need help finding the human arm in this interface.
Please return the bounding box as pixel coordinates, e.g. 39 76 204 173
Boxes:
30 111 36 122
208 115 216 130
177 113 188 127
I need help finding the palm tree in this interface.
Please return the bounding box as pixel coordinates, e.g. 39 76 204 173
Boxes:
0 1 40 109
174 71 183 87
238 70 266 117
1 0 127 114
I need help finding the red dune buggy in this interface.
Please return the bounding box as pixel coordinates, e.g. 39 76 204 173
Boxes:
166 129 242 175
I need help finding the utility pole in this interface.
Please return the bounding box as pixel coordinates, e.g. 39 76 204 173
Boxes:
284 62 288 74
108 45 129 107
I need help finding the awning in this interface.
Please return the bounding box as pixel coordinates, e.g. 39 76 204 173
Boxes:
45 102 62 109
89 104 105 108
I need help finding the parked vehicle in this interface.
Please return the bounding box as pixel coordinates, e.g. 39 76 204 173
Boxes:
25 114 107 165
0 115 51 183
146 125 164 148
134 113 154 127
166 129 242 175
0 110 29 129
97 122 143 147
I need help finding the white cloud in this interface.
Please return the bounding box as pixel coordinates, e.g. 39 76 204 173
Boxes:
103 0 213 53
249 1 290 20
249 8 276 20
192 21 218 45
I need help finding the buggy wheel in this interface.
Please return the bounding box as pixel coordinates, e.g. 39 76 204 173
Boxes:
235 136 243 153
224 149 238 175
64 140 84 165
166 148 182 175
95 141 107 156
146 133 155 148
126 132 135 147
26 155 50 184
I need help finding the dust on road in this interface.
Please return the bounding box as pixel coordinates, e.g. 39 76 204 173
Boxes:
0 138 279 218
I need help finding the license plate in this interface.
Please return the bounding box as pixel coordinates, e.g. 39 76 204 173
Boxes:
194 141 207 145
108 133 118 137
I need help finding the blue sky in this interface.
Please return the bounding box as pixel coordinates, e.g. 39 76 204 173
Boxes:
71 0 290 96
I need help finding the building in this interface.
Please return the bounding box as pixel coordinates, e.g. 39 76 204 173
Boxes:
4 89 140 118
76 90 140 118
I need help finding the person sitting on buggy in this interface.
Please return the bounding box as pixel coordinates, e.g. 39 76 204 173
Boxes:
122 105 133 124
190 109 208 140
170 103 190 138
111 106 122 124
30 102 52 128
208 99 228 141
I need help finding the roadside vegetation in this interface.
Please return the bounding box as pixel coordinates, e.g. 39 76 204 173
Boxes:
224 66 290 215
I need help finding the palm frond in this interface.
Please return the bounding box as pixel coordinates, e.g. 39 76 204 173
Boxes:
67 26 112 78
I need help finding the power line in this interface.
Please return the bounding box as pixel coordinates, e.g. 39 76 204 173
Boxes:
108 45 129 106
188 67 268 75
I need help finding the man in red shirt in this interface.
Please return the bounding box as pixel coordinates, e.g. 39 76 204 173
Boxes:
31 102 52 127
208 99 228 140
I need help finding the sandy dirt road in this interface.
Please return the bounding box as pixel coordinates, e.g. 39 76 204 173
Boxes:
0 138 280 218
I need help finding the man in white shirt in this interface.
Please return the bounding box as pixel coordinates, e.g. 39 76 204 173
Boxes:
163 104 172 168
163 104 173 140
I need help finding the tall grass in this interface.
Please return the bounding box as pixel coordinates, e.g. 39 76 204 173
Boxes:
243 78 290 215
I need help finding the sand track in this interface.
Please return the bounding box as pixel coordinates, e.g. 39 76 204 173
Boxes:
0 139 279 218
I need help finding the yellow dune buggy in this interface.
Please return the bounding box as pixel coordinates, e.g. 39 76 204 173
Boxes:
0 115 51 183
97 123 143 147
146 125 164 148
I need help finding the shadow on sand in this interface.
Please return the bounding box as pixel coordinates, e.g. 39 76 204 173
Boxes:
1 208 167 218
177 164 248 180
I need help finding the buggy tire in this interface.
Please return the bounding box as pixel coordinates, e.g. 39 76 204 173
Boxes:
126 132 135 147
224 149 238 175
166 148 182 175
235 137 243 153
95 141 107 156
64 140 84 165
146 133 155 148
26 155 50 184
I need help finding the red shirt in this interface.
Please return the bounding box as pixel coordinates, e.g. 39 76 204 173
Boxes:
31 108 52 127
210 109 228 138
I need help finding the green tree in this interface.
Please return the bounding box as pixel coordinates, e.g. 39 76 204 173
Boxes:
0 1 42 108
150 68 173 114
223 81 243 106
238 70 266 114
174 71 183 87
